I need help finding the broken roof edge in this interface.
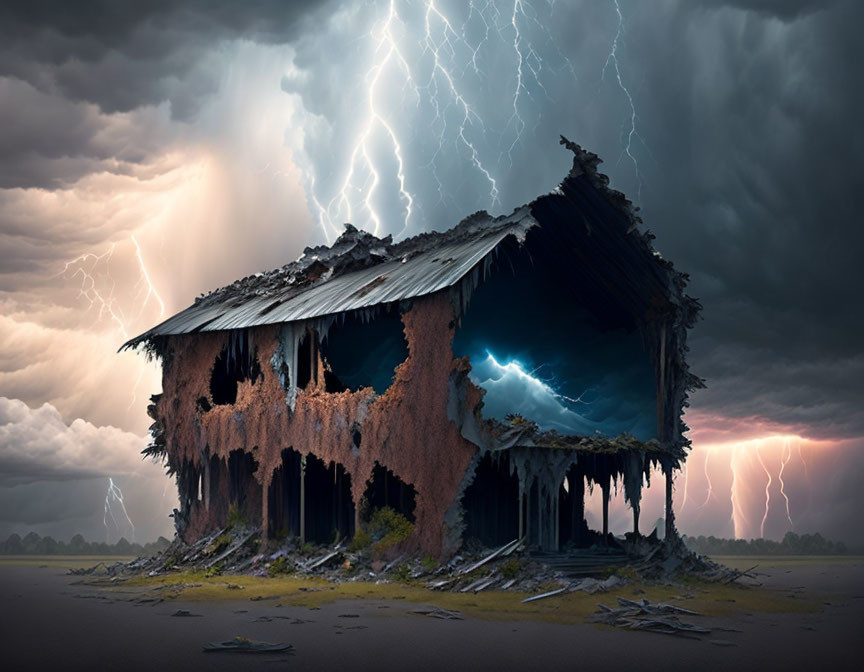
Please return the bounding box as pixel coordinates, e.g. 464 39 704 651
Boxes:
119 209 537 352
121 138 699 352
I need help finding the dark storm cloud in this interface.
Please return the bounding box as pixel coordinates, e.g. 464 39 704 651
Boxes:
0 0 325 114
0 0 326 189
696 0 840 22
0 77 181 189
613 0 864 439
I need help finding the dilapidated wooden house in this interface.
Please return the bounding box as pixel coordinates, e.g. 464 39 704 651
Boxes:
125 139 701 558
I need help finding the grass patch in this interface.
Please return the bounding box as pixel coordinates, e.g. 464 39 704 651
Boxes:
118 570 815 623
350 507 414 556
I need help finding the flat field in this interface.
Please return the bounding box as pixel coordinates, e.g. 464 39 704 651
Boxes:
0 554 860 671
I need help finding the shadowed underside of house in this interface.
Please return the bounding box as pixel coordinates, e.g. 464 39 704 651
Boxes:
125 138 701 558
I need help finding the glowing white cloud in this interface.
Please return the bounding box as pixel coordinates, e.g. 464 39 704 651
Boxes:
470 351 600 435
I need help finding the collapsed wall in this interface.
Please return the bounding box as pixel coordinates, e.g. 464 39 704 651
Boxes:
149 292 479 558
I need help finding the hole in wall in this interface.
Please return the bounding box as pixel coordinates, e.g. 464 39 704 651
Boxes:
452 241 658 440
210 344 262 406
362 463 416 523
296 332 313 390
320 309 408 394
323 369 347 393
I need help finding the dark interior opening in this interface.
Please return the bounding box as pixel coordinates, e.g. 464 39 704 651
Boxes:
323 369 347 393
462 453 520 547
558 465 590 548
267 448 302 539
227 450 258 520
207 454 229 527
304 455 355 544
296 332 314 390
452 238 658 440
526 479 540 547
320 309 408 393
362 463 416 523
210 342 262 405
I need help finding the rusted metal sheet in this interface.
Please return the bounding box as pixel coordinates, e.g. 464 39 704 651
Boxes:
125 210 536 345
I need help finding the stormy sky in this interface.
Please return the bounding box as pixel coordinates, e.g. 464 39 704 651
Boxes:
0 0 861 546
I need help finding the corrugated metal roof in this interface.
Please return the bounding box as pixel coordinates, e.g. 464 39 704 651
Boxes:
124 208 537 346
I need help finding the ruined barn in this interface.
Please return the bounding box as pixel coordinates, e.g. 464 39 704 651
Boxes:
125 139 701 558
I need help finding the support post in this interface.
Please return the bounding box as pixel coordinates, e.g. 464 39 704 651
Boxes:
536 481 542 549
203 458 210 511
261 482 269 540
299 455 306 543
553 488 560 552
518 489 524 541
633 504 640 536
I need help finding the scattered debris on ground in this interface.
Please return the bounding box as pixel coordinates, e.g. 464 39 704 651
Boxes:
411 606 464 620
202 637 293 653
591 597 711 637
171 609 201 617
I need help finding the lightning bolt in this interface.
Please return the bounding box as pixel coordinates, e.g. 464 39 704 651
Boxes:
59 235 166 412
130 234 166 322
321 0 417 240
59 245 128 339
424 0 499 209
508 0 528 160
698 449 714 508
127 235 166 411
756 443 772 539
797 438 810 483
729 444 748 539
104 477 135 544
778 437 794 530
602 0 644 201
60 235 165 336
299 0 585 242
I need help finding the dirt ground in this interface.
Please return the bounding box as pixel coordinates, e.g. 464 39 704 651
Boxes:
0 555 861 671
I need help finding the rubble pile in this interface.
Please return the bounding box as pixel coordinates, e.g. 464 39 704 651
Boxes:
71 526 750 598
625 533 743 582
68 526 261 577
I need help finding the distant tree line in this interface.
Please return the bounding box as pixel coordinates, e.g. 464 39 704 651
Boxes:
684 531 848 555
0 532 171 556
